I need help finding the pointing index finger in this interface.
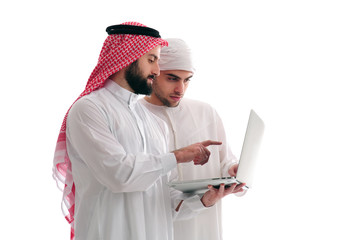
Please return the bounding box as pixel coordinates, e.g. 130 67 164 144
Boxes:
201 140 222 147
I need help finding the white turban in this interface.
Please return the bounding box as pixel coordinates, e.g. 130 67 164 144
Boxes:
159 38 196 73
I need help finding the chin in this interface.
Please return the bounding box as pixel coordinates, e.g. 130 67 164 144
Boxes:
171 102 180 108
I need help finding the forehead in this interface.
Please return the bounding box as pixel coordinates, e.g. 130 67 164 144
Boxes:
160 70 193 78
141 45 161 59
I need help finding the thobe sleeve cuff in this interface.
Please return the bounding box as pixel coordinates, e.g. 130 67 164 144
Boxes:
173 194 207 221
161 153 177 174
183 194 207 212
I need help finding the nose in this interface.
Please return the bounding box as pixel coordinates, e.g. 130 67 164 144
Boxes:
152 62 160 76
174 82 185 94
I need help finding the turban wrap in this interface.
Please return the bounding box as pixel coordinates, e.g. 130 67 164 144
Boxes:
158 38 195 73
52 22 167 240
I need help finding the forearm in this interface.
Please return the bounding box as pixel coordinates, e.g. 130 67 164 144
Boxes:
170 189 207 221
68 138 177 192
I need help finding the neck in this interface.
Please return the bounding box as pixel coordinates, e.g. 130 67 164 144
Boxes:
144 95 164 106
109 70 134 93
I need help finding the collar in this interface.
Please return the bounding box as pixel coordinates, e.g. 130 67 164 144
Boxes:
104 79 138 108
140 97 183 113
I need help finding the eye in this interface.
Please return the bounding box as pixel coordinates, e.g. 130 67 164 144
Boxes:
168 77 178 81
184 78 191 84
148 58 155 63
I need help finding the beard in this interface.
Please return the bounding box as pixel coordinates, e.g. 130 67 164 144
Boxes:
125 60 154 95
152 79 180 107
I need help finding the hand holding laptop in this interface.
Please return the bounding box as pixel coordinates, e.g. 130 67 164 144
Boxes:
172 140 222 166
168 109 265 193
201 183 246 207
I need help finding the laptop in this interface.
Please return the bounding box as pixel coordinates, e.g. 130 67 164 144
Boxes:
168 109 265 194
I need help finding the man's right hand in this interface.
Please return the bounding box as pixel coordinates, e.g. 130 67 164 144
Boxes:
172 140 222 165
201 183 246 207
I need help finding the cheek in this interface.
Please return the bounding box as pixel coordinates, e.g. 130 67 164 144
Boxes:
158 81 173 92
142 65 151 75
137 61 151 74
161 85 172 95
153 83 166 95
161 85 175 96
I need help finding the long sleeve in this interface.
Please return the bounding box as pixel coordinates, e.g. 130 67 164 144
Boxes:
169 187 207 221
67 97 176 193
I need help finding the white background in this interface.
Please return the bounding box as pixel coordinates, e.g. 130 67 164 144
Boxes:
1 0 360 239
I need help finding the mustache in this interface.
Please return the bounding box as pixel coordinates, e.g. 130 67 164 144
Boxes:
148 75 155 80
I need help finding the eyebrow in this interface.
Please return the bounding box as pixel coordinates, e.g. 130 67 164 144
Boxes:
165 73 181 80
148 54 159 60
165 73 193 80
186 75 193 80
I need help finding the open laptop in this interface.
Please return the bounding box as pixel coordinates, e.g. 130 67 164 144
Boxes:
168 109 265 194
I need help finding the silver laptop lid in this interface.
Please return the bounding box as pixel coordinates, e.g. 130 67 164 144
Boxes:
235 109 265 188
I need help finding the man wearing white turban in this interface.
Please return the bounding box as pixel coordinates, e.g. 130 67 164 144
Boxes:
139 38 246 240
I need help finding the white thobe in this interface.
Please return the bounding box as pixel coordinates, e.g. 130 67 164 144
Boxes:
66 80 204 240
140 98 239 240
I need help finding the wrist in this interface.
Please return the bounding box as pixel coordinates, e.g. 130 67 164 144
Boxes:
172 149 185 163
201 195 214 208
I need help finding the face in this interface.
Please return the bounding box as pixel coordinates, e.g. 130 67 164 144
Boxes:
151 70 193 107
125 45 161 95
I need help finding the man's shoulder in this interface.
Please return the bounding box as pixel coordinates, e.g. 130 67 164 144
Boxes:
181 98 215 111
71 91 102 108
69 88 113 117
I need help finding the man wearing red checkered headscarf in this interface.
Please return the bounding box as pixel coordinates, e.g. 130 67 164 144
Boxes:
53 22 222 240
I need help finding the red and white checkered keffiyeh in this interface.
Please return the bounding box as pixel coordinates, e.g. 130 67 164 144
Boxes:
52 21 168 240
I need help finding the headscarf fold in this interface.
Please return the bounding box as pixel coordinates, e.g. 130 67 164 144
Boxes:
52 21 167 240
158 38 195 73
